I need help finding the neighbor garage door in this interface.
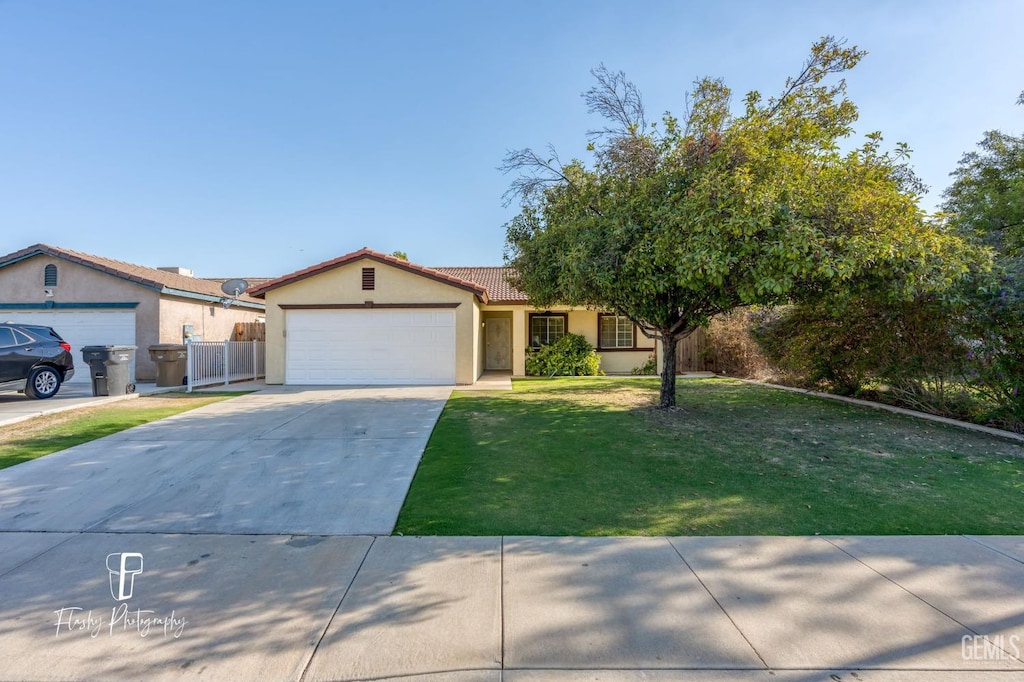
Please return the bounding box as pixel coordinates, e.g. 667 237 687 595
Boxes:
1 310 136 383
285 309 456 385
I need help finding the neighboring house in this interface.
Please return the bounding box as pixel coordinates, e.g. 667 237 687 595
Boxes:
0 244 266 383
250 247 656 385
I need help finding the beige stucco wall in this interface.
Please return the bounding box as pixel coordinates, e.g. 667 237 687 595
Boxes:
0 254 162 379
157 296 261 345
0 255 264 380
262 258 482 385
479 304 656 376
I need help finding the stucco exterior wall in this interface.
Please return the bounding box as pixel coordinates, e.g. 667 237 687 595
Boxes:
0 254 162 379
479 304 656 376
158 296 261 345
262 258 482 385
0 255 264 380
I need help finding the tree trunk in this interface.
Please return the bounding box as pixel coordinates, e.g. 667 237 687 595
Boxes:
659 332 679 408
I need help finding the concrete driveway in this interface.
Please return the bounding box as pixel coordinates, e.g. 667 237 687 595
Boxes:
1 386 1022 680
0 384 452 535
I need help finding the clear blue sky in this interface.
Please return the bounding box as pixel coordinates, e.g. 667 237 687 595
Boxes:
1 0 1022 278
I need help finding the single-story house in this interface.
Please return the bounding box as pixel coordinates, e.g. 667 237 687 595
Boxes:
249 248 657 385
0 244 266 383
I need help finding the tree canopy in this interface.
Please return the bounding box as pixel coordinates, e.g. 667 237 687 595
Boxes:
503 37 973 407
943 127 1024 258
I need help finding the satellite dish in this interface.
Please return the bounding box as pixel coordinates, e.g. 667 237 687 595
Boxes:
221 279 249 298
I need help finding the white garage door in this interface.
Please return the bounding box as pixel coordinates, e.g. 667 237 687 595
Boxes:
2 310 136 383
286 309 456 385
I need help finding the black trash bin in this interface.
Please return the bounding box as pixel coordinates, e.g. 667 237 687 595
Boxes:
81 345 137 397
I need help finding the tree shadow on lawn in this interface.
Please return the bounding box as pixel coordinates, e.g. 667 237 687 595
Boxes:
398 379 1024 537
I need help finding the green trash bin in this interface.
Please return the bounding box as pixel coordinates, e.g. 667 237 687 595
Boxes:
148 344 188 387
81 345 137 396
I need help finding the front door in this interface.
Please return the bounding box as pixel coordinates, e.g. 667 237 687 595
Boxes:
485 318 511 370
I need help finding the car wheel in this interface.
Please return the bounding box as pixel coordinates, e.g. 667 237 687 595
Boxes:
26 367 62 399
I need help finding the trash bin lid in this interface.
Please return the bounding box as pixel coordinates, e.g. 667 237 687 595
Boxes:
149 344 187 351
81 345 137 351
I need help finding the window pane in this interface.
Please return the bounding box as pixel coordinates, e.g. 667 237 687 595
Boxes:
531 318 545 346
0 327 14 347
617 317 632 347
549 317 564 342
600 316 632 348
532 316 565 346
599 316 616 348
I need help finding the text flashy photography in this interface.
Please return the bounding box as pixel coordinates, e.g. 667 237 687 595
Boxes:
51 551 189 639
962 634 1022 661
54 605 188 639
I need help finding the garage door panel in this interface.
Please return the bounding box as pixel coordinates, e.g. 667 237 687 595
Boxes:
285 309 456 385
3 310 136 383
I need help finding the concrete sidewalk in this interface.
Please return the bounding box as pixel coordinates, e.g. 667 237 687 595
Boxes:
0 381 181 428
0 534 1021 680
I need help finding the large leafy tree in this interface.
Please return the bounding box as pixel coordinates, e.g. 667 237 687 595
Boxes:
503 37 971 407
943 122 1024 256
940 95 1024 423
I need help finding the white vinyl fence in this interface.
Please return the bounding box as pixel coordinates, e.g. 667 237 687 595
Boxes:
186 340 266 392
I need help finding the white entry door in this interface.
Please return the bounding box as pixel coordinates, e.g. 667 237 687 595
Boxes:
285 309 456 385
3 309 136 383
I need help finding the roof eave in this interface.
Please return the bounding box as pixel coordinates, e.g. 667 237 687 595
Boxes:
160 287 266 310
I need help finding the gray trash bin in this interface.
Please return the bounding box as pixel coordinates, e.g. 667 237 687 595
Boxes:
148 344 188 387
81 345 137 397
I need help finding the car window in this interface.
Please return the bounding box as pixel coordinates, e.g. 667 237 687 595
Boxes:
21 325 62 341
0 327 15 347
12 329 33 345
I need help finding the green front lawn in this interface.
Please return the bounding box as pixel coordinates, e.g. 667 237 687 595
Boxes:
0 392 242 471
395 378 1024 536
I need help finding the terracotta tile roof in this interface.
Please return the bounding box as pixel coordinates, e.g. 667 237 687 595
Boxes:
0 243 264 307
249 248 490 303
432 266 526 303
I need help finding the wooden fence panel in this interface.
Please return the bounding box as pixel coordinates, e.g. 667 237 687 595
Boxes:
232 321 266 342
675 327 717 372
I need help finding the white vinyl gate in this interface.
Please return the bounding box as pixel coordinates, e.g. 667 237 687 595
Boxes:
186 340 266 391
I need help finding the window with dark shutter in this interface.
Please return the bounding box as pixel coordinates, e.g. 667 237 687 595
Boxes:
362 267 375 290
44 264 58 287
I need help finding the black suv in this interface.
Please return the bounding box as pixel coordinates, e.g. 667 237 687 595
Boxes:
0 323 75 399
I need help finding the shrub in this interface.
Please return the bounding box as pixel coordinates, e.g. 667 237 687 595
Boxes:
754 297 968 399
705 310 774 379
959 268 1024 429
525 333 603 376
630 354 658 375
